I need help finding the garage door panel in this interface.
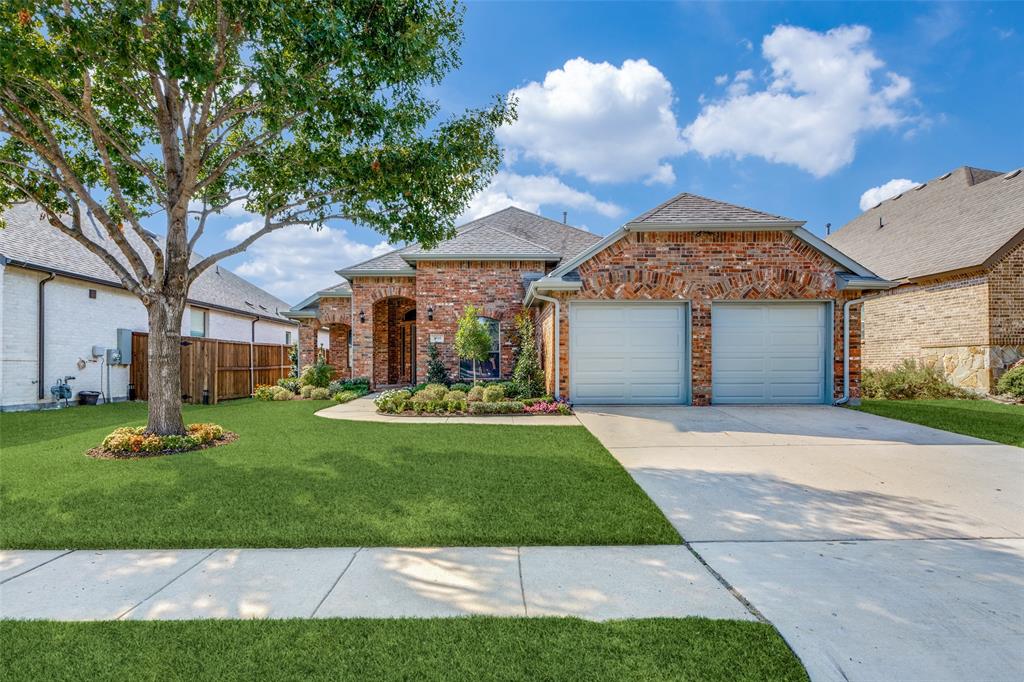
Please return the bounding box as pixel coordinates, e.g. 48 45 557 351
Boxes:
574 307 627 324
571 303 688 405
713 303 827 405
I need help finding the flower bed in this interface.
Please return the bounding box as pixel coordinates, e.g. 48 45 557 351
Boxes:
87 423 236 459
253 377 370 403
375 384 572 417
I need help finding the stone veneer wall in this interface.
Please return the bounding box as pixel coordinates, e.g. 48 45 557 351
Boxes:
541 231 860 405
414 260 547 383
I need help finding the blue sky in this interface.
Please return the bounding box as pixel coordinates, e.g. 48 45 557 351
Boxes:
214 1 1024 304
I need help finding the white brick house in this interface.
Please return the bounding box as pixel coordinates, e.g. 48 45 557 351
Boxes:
0 203 298 410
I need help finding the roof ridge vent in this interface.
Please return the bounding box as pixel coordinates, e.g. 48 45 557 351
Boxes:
938 171 952 180
1004 168 1022 180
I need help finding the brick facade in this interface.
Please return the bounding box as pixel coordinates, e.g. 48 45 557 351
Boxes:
860 240 1023 392
413 260 546 383
539 231 860 405
305 231 875 402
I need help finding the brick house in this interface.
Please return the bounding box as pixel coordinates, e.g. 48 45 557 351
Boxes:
826 166 1024 392
288 194 890 405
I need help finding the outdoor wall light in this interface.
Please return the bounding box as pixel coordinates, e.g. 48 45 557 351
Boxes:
359 309 365 323
427 305 434 321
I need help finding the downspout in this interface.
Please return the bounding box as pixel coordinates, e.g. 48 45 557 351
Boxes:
37 273 55 399
834 297 865 406
250 317 258 395
532 292 561 400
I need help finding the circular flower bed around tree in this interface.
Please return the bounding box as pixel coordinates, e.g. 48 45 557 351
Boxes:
87 423 236 459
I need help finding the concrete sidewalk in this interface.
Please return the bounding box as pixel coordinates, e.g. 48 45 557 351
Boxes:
0 545 753 622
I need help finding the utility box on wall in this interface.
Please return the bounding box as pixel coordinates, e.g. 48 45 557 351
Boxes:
116 328 133 365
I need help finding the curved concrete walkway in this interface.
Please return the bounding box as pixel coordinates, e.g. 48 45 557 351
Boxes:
315 394 580 426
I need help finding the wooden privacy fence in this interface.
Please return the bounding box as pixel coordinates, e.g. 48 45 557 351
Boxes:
130 332 292 404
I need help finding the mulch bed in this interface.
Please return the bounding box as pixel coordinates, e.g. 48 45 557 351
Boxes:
85 431 239 460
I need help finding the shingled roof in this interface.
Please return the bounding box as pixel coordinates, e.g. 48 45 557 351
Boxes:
627 192 803 228
0 203 295 322
826 166 1024 281
336 206 599 277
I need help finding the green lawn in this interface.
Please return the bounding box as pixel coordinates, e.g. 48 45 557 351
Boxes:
854 399 1024 447
0 400 679 548
0 617 807 682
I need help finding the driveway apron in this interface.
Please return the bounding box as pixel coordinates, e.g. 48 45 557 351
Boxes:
575 404 1024 682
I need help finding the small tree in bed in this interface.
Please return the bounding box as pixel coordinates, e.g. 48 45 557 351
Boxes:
454 305 491 383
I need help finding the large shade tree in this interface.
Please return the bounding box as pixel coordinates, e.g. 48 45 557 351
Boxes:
0 0 511 434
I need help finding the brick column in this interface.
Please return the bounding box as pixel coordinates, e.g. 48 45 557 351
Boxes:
298 320 320 368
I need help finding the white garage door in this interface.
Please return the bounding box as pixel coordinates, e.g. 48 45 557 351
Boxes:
712 303 828 404
570 303 688 404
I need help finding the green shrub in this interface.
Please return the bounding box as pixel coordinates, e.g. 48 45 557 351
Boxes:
271 387 292 401
467 385 485 402
308 387 331 400
482 384 505 402
450 382 471 393
332 390 359 404
446 399 468 413
862 359 978 400
512 311 545 399
300 384 315 399
374 389 411 413
468 400 524 415
521 396 554 407
276 377 301 394
299 357 333 388
996 363 1024 398
253 384 275 401
421 383 448 400
409 383 429 395
445 389 467 402
425 342 450 385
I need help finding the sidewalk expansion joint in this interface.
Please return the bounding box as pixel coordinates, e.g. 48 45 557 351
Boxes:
682 541 767 624
516 547 528 616
311 547 363 617
0 549 75 585
116 549 218 620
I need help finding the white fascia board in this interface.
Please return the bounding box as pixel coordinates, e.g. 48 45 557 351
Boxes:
523 278 582 307
625 220 805 231
792 227 877 278
335 268 415 278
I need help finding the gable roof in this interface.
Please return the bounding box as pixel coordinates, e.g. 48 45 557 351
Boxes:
0 203 295 323
288 281 352 319
627 192 804 229
826 166 1024 281
336 206 599 278
400 223 558 261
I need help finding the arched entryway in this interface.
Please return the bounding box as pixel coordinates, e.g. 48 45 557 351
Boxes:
372 296 416 386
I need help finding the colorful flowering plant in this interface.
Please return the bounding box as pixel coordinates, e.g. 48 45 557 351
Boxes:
101 423 226 454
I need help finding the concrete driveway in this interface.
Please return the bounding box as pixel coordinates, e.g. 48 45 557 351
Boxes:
576 405 1024 682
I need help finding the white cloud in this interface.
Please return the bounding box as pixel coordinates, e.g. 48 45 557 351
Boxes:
714 74 729 86
461 171 624 222
859 178 920 211
499 57 686 184
229 222 391 303
684 24 914 177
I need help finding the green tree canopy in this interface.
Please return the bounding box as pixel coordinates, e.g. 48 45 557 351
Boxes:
454 304 490 382
0 0 512 433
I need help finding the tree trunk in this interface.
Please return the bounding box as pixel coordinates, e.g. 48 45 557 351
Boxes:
146 296 187 435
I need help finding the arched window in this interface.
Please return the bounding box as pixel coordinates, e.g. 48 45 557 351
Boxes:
460 316 500 380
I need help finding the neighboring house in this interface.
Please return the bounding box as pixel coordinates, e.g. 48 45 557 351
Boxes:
288 198 889 405
826 166 1024 392
0 203 297 411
